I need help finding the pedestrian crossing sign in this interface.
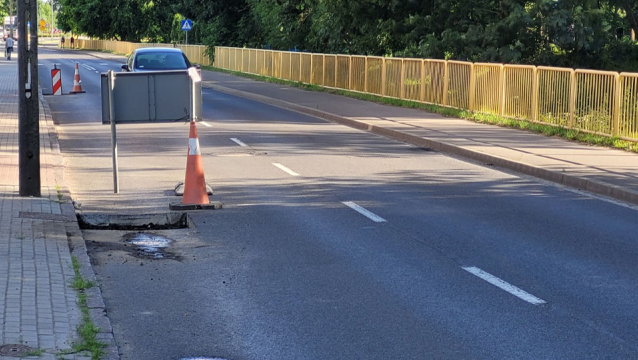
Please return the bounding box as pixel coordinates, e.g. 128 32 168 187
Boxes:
181 19 193 31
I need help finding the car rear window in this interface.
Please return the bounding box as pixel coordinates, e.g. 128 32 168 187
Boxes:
135 52 188 70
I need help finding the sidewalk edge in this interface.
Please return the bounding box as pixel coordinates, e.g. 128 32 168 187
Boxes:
40 94 121 360
204 83 638 206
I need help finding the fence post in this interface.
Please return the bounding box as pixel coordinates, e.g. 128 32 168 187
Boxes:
310 54 314 84
322 54 326 86
532 67 539 121
334 55 338 87
364 57 368 93
289 52 292 81
400 59 406 99
468 63 476 111
499 64 506 116
442 61 449 106
569 70 577 128
242 48 246 72
381 58 387 97
612 73 622 136
349 56 353 90
237 48 241 72
299 53 303 82
420 60 426 102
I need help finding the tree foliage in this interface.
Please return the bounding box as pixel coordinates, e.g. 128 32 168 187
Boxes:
53 0 638 71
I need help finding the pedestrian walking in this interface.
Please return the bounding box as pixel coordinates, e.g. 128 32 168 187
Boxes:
70 36 74 48
5 35 14 60
60 36 65 48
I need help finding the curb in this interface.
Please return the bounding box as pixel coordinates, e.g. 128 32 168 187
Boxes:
40 94 121 360
203 82 638 207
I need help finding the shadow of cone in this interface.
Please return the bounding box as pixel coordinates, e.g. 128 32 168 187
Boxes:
170 121 222 210
69 63 85 94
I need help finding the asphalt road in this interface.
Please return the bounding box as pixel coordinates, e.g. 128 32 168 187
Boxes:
40 46 638 360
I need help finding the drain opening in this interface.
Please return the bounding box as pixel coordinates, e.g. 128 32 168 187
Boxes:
0 344 36 356
77 212 189 230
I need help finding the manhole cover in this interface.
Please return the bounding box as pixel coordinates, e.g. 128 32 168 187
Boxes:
123 232 173 259
0 344 35 356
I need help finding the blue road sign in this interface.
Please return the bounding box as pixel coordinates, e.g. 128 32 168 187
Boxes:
181 19 193 31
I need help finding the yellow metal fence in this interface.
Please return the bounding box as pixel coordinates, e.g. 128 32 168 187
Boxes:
73 39 638 141
214 46 638 141
75 39 213 67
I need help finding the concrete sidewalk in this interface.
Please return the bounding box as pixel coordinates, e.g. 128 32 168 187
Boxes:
0 57 116 358
202 70 638 207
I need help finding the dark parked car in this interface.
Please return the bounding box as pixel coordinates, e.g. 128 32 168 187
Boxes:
121 47 196 72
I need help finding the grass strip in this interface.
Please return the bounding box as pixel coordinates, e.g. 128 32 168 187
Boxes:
205 66 638 153
67 256 105 360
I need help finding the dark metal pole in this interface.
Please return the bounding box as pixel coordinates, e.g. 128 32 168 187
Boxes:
18 0 40 196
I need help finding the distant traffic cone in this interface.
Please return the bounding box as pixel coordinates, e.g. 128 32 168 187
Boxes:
69 63 85 94
170 120 222 210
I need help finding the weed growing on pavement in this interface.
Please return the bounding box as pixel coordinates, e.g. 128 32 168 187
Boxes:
67 256 105 360
55 185 65 203
24 348 44 356
208 66 638 154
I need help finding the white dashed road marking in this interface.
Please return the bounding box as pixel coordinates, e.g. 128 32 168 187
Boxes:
342 201 387 223
230 138 248 147
272 163 300 177
462 266 546 305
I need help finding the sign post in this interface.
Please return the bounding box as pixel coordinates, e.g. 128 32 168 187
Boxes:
107 70 119 193
181 19 193 45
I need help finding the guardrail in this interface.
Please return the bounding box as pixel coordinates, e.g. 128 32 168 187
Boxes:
213 46 638 142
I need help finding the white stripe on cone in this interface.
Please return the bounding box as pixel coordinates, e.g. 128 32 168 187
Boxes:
188 138 201 156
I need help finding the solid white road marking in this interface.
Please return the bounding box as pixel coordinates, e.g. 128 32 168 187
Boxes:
230 138 248 147
199 121 212 127
81 64 96 71
99 63 108 66
272 163 300 177
342 201 387 223
462 266 546 305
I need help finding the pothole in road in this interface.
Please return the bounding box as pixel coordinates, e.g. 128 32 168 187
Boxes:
77 212 189 230
123 232 173 259
85 230 183 262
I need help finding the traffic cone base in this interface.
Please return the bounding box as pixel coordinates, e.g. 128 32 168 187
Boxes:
169 201 223 211
174 182 213 196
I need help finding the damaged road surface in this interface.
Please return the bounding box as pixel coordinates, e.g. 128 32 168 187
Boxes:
46 52 638 359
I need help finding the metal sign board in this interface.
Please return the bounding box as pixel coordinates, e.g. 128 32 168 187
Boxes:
181 19 193 31
101 70 201 124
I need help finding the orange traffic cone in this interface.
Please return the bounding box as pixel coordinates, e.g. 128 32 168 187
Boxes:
170 121 222 210
69 63 85 94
